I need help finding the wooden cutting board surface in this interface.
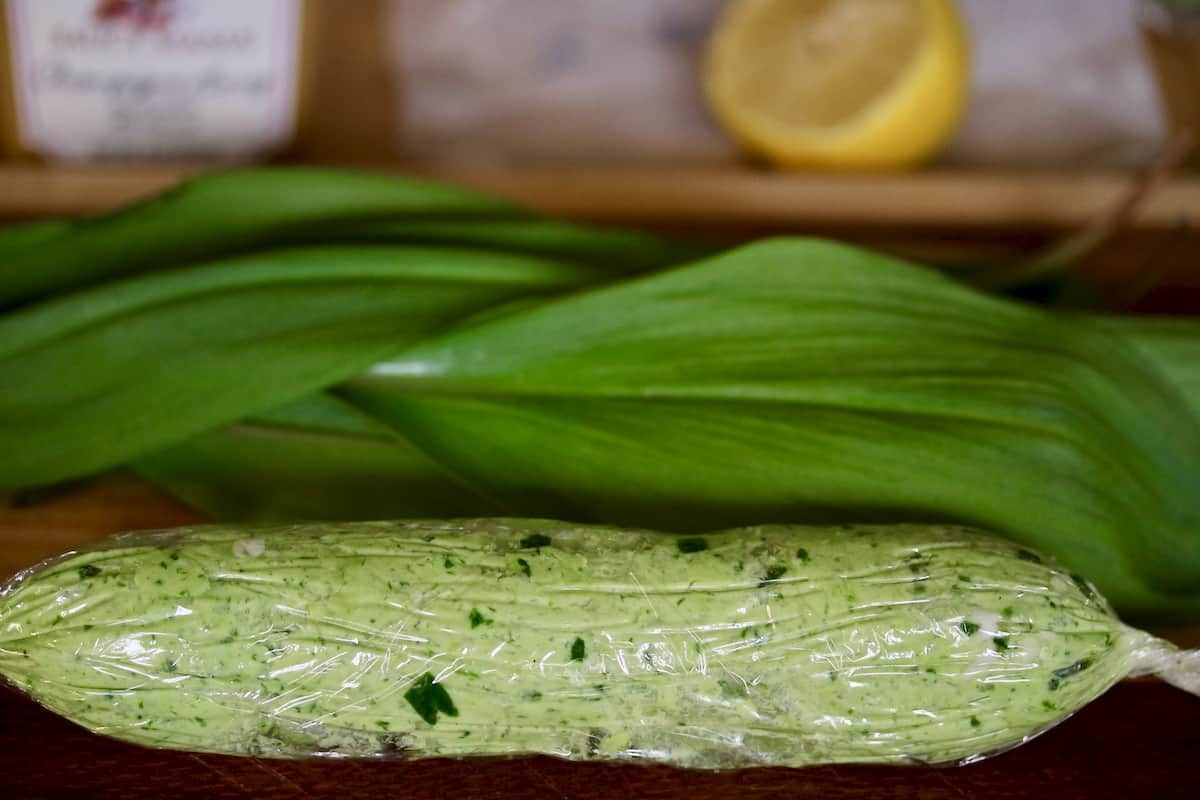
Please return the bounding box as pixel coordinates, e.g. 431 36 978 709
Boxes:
2 474 1200 799
0 681 1197 800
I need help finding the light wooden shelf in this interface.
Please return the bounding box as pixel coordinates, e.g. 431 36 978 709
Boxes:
4 164 1200 230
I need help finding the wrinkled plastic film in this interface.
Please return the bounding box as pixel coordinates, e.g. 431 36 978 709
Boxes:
0 520 1195 768
1126 634 1200 695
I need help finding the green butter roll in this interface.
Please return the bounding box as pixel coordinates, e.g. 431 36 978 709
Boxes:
1 520 1197 767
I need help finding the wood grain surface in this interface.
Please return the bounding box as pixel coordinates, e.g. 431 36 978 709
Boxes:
2 474 1200 799
5 164 1200 229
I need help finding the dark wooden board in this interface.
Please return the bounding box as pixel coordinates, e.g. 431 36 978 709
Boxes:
1 681 1198 800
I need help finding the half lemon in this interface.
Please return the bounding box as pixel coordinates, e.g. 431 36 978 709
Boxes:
704 0 970 170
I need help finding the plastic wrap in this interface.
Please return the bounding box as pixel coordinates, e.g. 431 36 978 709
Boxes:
1 519 1196 768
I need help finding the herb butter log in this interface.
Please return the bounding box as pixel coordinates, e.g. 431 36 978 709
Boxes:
1 521 1197 767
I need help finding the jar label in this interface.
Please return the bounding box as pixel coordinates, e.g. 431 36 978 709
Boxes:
5 0 301 161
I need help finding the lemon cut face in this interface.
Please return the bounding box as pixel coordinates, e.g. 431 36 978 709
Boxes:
705 0 970 170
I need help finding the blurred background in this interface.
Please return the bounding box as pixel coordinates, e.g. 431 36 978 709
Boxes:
1 0 1194 167
2 0 1200 308
390 0 1170 170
